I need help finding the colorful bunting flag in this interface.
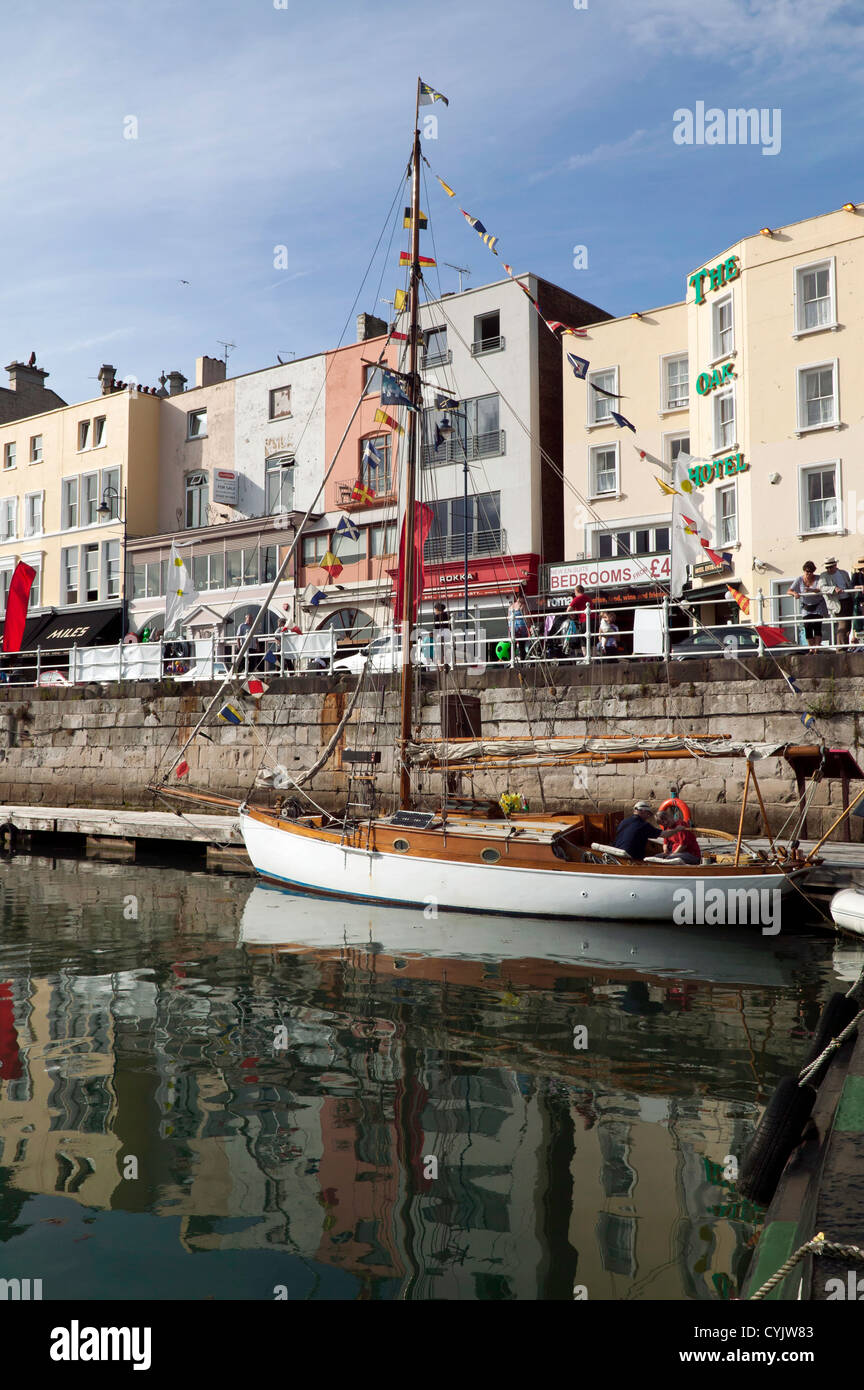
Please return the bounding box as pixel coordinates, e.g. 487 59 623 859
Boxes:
567 353 590 379
460 209 498 253
217 702 245 726
726 586 750 616
436 175 456 198
309 589 326 607
394 289 408 313
655 477 678 496
611 412 636 431
243 677 269 699
801 711 816 731
400 252 436 267
336 514 361 542
351 480 377 505
782 671 802 691
419 80 448 106
545 320 588 337
381 370 416 410
374 407 404 435
755 625 792 649
175 760 189 779
362 439 382 469
403 208 428 229
591 382 621 400
321 552 344 580
435 394 460 410
390 329 409 341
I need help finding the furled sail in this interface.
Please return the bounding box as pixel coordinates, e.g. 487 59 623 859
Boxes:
406 735 792 769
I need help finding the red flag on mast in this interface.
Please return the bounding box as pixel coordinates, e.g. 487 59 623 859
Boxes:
2 562 36 653
393 502 434 626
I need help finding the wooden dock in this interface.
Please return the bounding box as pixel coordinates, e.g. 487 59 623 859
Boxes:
0 804 251 872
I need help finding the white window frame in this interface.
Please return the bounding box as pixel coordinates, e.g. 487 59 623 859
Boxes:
265 454 295 515
589 441 619 498
796 359 839 434
662 430 690 471
712 387 736 455
99 467 122 521
61 546 79 604
20 552 42 608
187 408 207 440
3 441 16 470
82 542 100 602
78 420 91 451
269 386 292 420
185 472 209 528
29 435 43 464
0 562 15 609
92 416 106 448
23 491 43 537
715 482 738 547
102 539 121 600
711 294 734 361
587 366 619 427
798 459 842 537
0 497 17 541
61 476 79 531
659 353 688 413
793 257 836 337
81 471 100 528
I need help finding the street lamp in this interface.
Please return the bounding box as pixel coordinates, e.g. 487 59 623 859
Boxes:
97 485 128 636
437 410 471 624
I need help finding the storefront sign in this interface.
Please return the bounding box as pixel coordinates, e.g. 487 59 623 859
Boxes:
696 362 735 395
689 454 747 487
693 559 732 577
213 470 239 505
549 553 670 593
689 256 740 306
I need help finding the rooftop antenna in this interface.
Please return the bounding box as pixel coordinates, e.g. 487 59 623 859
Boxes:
276 351 296 365
443 262 471 292
217 340 236 366
380 297 395 313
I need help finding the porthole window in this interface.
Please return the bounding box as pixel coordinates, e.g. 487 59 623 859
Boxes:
393 838 410 852
481 847 501 864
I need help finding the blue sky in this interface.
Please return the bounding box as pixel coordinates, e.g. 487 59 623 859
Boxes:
1 0 862 404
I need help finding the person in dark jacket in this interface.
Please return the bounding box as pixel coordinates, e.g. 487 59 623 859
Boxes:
613 800 662 861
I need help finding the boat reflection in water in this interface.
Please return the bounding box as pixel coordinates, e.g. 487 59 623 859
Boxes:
0 857 839 1301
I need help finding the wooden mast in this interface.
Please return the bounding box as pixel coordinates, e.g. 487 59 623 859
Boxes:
398 82 424 808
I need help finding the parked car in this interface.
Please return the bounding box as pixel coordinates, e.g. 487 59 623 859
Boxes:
671 624 796 660
333 629 433 675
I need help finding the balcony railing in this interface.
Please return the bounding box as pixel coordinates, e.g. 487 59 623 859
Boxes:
423 349 452 368
423 527 503 563
471 336 505 356
421 429 505 467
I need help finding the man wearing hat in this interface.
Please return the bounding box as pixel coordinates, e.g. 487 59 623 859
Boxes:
613 800 663 861
819 557 853 647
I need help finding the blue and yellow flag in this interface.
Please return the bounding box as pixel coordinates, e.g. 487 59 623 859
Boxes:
404 208 428 229
419 80 448 106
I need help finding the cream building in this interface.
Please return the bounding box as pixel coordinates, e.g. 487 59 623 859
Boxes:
562 199 864 635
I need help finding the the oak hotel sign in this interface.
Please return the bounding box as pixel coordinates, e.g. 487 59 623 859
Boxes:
689 255 740 305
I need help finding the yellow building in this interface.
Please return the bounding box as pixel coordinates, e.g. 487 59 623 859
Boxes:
562 199 864 635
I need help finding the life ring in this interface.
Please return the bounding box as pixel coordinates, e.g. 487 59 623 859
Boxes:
658 796 691 826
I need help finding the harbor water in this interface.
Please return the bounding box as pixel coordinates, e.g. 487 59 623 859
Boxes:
0 853 859 1301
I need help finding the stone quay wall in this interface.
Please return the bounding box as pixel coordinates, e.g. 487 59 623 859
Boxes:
0 652 862 839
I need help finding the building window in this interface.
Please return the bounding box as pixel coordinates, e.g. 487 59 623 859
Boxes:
662 354 688 410
716 483 738 545
797 362 838 430
61 477 79 530
20 556 41 608
370 521 397 557
83 544 99 602
422 395 502 465
93 416 106 447
333 530 366 566
187 409 207 440
713 389 735 452
424 492 501 562
302 534 329 567
799 462 840 534
712 295 734 359
269 386 292 419
132 558 167 599
78 421 90 450
590 443 618 496
61 546 79 604
595 523 669 559
664 433 690 467
472 311 502 355
103 540 121 599
360 434 392 493
265 454 295 514
262 546 277 583
208 551 224 589
364 364 385 394
795 260 834 333
226 549 242 587
81 472 99 527
424 326 449 366
23 492 43 537
185 473 209 528
3 442 16 470
0 566 13 608
243 547 259 586
587 368 617 425
0 497 16 541
30 435 42 464
99 467 121 520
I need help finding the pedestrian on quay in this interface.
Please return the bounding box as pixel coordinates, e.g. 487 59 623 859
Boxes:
787 562 828 650
851 556 864 645
819 557 854 648
507 593 532 661
562 585 589 657
598 610 619 658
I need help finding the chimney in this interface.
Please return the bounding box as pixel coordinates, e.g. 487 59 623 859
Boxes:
166 370 187 396
98 364 116 395
6 359 50 392
356 312 387 342
195 355 226 388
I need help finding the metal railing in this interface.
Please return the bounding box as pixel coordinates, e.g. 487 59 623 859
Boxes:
420 429 505 466
471 336 505 355
423 527 504 563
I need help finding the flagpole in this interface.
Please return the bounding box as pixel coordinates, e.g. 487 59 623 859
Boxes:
397 82 423 808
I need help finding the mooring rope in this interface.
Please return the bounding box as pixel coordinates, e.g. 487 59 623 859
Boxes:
749 1232 864 1299
797 1009 864 1087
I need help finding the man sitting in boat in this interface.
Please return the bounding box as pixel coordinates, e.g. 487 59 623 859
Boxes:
613 801 663 861
644 807 702 866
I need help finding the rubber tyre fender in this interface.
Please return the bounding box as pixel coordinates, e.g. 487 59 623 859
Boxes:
802 991 860 1084
736 1076 817 1207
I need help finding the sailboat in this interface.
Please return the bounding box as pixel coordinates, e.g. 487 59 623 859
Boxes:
156 79 833 924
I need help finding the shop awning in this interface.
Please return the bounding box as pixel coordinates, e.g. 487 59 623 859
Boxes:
0 611 56 652
30 606 123 652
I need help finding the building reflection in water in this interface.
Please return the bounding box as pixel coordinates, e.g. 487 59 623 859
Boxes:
0 857 843 1300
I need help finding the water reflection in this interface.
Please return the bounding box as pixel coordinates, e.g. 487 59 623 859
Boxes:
0 856 857 1300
